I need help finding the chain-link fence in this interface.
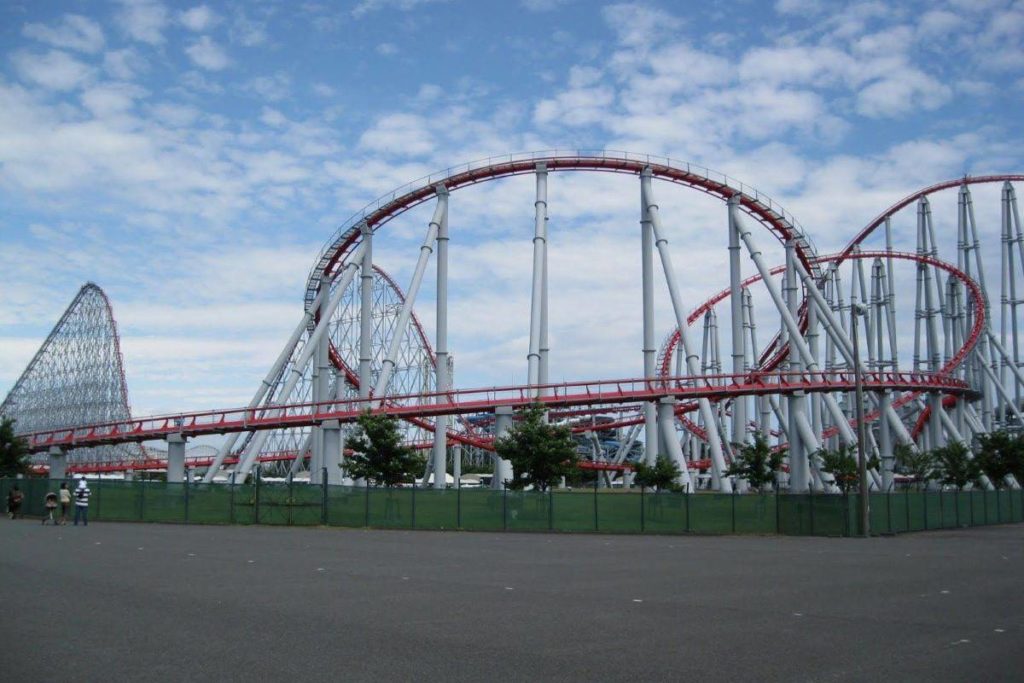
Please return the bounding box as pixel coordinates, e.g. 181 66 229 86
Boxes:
3 477 1022 536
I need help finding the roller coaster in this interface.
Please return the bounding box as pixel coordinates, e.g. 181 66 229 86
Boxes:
4 151 1023 495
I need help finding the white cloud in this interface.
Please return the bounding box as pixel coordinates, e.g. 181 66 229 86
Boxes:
179 5 219 32
856 67 952 118
23 14 104 54
358 113 435 155
260 107 288 127
312 82 336 97
242 72 291 101
351 0 451 19
230 12 268 46
376 42 398 56
775 0 825 15
103 48 147 80
81 83 148 117
115 0 169 45
11 49 93 91
185 36 230 71
601 3 683 48
521 0 572 11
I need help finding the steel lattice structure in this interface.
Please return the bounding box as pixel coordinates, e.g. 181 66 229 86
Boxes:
1 283 145 465
12 152 1024 500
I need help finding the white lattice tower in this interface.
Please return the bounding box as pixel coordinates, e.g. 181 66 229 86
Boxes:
255 266 437 473
1 282 145 465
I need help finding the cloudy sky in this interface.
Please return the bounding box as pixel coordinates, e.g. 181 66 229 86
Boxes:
1 0 1022 419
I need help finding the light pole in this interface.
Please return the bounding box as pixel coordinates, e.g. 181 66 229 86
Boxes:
851 302 870 537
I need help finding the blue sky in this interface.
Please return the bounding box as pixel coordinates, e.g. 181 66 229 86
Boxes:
1 0 1023 418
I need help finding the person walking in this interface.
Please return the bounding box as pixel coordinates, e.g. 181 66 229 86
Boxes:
73 478 91 526
58 482 71 525
7 485 24 519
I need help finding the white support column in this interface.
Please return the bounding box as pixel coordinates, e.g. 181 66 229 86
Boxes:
641 168 732 492
233 239 368 479
167 433 186 483
372 188 448 403
432 193 450 489
641 172 658 466
493 406 514 489
358 222 374 399
321 419 343 485
310 278 332 476
202 284 332 482
527 162 548 393
658 397 694 492
728 195 747 447
790 257 919 450
453 444 462 488
48 446 66 481
734 215 857 446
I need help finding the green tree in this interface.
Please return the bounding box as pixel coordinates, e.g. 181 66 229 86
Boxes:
0 417 29 477
816 445 859 493
633 455 683 492
494 403 578 491
724 433 784 492
930 442 982 490
344 411 423 487
894 444 933 489
976 430 1024 487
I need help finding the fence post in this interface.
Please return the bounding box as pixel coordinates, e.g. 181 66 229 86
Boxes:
548 486 553 531
843 490 850 537
996 488 1001 524
955 487 960 527
184 467 190 523
229 471 236 524
593 477 599 532
95 476 101 520
364 483 370 527
411 479 417 530
904 487 910 531
456 477 462 529
254 468 261 525
140 476 146 521
502 485 508 531
685 490 691 533
321 467 328 525
809 488 815 536
775 492 781 534
984 488 989 525
731 489 737 534
923 489 927 530
640 486 645 533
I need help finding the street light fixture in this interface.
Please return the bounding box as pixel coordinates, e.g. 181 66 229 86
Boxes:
851 302 870 537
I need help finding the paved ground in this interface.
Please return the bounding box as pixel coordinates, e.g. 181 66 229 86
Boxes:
1 521 1022 682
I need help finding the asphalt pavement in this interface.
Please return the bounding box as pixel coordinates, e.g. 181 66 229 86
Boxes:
1 520 1022 681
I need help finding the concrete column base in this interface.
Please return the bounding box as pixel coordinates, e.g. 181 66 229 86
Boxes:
48 446 66 481
167 433 186 483
493 406 514 489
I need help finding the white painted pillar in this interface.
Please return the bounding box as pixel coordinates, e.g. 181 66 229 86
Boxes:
493 406 514 489
48 446 66 481
167 433 186 483
432 191 450 489
321 419 343 485
658 397 694 492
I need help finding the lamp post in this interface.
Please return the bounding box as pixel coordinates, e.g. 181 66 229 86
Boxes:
851 302 870 537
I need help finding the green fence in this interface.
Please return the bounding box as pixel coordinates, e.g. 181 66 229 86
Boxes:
3 477 1023 536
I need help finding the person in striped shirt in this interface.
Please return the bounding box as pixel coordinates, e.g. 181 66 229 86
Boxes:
73 478 91 526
